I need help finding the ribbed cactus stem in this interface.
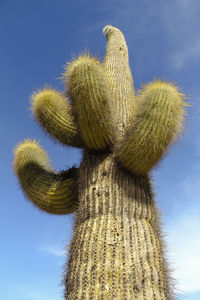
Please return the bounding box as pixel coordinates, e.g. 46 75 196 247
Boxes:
116 80 187 174
64 54 113 150
31 88 82 148
13 25 188 299
103 25 136 140
13 140 78 214
65 153 174 299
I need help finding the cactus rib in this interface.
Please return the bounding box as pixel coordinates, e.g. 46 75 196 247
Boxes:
116 80 188 174
13 25 190 299
63 54 113 150
103 25 136 140
31 88 83 148
13 140 78 214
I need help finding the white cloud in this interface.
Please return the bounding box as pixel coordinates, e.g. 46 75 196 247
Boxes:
166 211 200 294
161 155 200 295
161 0 200 70
19 289 59 300
185 97 200 156
37 245 66 257
86 1 200 72
11 285 61 300
169 39 200 70
154 129 200 296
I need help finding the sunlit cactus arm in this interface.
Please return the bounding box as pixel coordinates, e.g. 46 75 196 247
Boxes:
115 80 188 174
13 139 79 214
13 24 189 299
63 54 113 150
103 25 136 140
31 88 83 148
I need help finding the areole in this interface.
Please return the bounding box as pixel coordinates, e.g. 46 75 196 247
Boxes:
13 25 188 299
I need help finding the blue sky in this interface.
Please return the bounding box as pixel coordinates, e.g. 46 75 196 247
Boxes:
1 0 200 299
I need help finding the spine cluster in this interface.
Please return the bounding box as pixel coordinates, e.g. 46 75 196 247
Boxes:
13 25 188 299
64 54 113 150
66 153 174 299
116 80 187 174
13 140 78 214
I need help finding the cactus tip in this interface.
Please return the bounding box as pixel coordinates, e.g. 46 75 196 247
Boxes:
103 25 119 38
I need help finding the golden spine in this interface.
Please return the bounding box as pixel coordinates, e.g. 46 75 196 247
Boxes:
64 54 113 150
103 25 136 141
13 140 78 214
13 25 189 299
65 153 174 299
116 80 187 174
31 88 82 147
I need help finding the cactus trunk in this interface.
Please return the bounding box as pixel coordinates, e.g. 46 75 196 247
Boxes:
65 152 174 299
13 25 187 299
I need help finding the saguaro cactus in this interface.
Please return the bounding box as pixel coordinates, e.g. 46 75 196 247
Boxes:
13 25 188 299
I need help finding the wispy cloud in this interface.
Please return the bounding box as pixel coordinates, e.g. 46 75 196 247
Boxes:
162 152 200 295
87 0 200 72
10 285 62 300
185 96 200 156
37 245 66 257
166 211 200 294
19 289 59 300
170 41 200 70
161 0 200 70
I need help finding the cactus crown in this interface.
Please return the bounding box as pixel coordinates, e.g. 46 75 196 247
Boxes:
13 26 189 299
13 25 188 215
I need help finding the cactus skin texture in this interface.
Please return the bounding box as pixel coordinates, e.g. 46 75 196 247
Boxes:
31 88 83 148
13 139 78 214
13 25 188 299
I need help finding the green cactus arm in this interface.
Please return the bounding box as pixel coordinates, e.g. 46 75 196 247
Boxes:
103 25 136 140
63 54 113 150
31 88 83 148
13 139 79 214
115 80 189 174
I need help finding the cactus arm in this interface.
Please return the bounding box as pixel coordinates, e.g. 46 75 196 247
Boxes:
31 88 83 148
103 25 136 140
13 140 79 214
115 80 188 174
63 54 113 150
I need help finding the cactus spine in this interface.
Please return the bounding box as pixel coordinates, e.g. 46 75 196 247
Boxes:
13 25 188 299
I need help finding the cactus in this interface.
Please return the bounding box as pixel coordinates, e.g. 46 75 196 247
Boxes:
13 25 188 299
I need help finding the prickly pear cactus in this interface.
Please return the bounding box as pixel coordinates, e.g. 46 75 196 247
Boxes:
13 25 188 299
